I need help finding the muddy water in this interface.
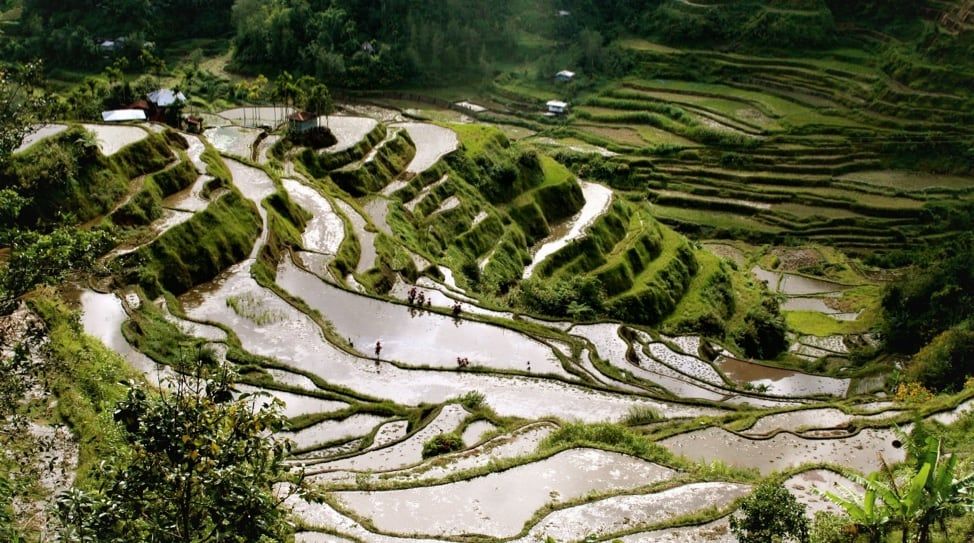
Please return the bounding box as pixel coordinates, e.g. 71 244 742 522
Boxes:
288 495 445 543
774 273 848 296
276 258 570 377
158 299 227 342
283 414 388 451
283 179 345 254
320 116 379 153
461 420 496 446
333 199 376 273
646 342 724 386
203 126 262 159
716 357 849 397
395 123 458 173
431 195 460 216
368 420 410 451
927 398 974 425
265 368 318 392
258 134 281 164
15 123 68 153
616 519 734 542
82 124 149 156
334 448 676 538
521 482 751 542
784 469 859 517
523 181 613 279
744 408 901 435
661 426 906 474
236 384 348 420
309 404 468 476
294 532 358 543
751 266 781 290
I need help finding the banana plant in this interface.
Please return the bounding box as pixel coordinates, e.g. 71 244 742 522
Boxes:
824 473 891 543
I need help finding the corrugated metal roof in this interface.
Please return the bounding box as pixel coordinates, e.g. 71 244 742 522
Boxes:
147 89 187 107
101 109 148 122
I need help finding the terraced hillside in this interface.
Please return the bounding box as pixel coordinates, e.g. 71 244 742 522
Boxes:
5 87 972 541
22 106 961 541
476 28 974 254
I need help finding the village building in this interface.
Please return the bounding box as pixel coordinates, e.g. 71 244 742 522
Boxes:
546 100 569 115
555 70 576 82
288 111 318 133
101 109 147 122
144 88 187 124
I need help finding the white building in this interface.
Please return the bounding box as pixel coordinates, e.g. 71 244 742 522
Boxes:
546 100 569 115
555 70 576 82
101 109 147 122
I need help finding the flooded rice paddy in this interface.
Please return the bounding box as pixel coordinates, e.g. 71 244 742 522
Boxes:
81 124 149 156
333 448 675 538
74 107 973 542
395 123 458 173
523 181 613 279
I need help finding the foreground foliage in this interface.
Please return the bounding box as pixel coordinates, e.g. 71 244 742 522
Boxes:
730 480 809 543
57 366 302 543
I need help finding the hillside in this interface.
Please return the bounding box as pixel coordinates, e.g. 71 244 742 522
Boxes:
2 2 974 542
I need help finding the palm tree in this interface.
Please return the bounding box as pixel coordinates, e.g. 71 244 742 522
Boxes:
304 84 334 129
273 71 295 128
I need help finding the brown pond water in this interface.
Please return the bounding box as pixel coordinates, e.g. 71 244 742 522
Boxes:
716 357 849 397
616 519 734 543
308 404 468 476
15 123 68 153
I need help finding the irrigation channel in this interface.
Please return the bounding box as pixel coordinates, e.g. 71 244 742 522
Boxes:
67 106 973 542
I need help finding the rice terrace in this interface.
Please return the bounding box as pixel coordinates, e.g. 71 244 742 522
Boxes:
2 1 974 542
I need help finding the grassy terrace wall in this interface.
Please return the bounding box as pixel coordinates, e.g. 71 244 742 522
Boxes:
297 123 387 177
120 189 261 298
1 128 173 227
330 129 416 195
112 159 198 226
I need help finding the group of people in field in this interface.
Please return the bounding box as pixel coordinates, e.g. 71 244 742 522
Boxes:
371 286 466 361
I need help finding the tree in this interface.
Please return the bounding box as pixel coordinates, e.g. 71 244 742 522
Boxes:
730 481 809 543
737 297 789 359
304 83 334 128
56 364 303 543
0 61 47 167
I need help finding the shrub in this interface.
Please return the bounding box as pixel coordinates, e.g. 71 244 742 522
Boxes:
905 325 974 392
737 298 789 359
422 433 464 458
730 481 809 543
